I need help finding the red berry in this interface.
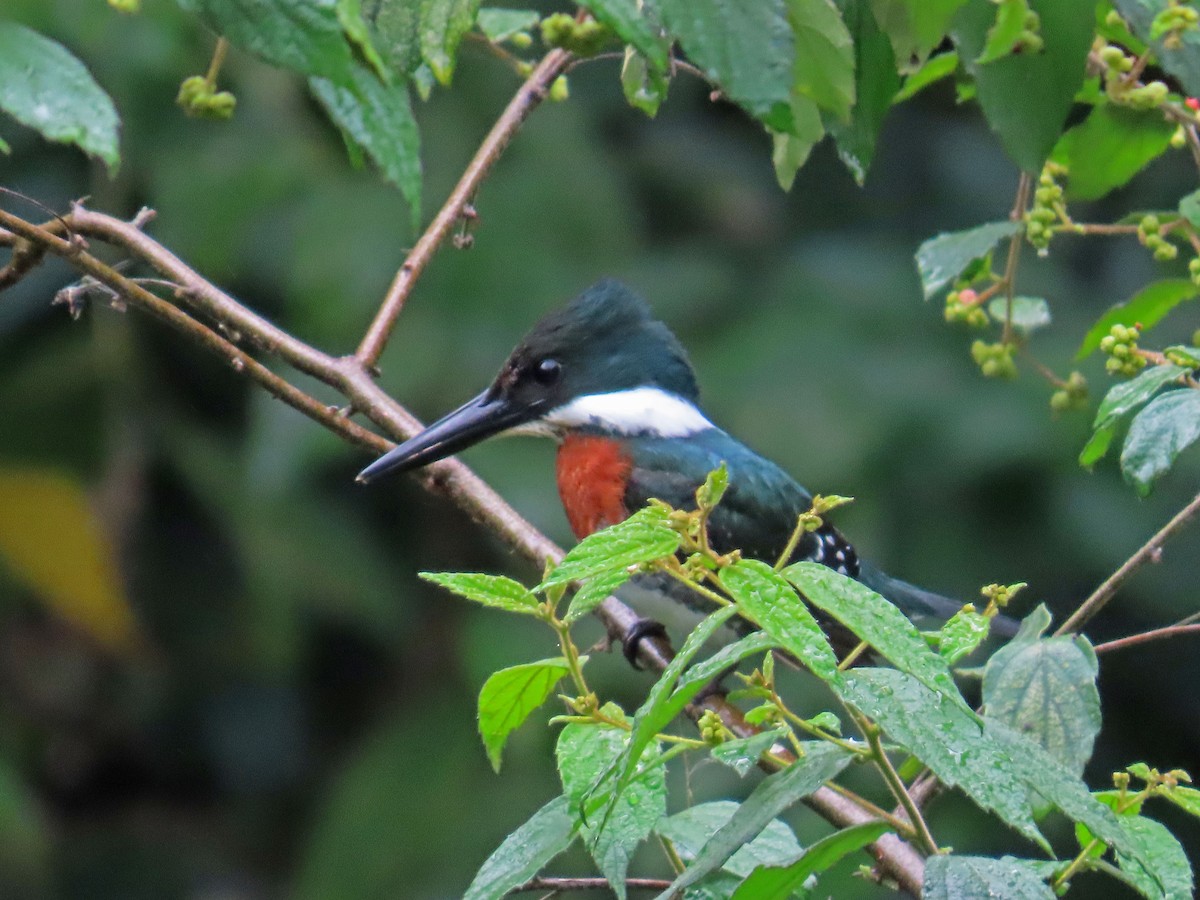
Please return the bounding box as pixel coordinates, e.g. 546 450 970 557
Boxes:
1187 97 1200 110
959 288 978 304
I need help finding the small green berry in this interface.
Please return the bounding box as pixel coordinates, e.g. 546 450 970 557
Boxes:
548 74 569 101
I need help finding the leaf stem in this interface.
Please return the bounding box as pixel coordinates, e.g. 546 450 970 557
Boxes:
204 37 230 90
858 716 940 856
1001 172 1031 345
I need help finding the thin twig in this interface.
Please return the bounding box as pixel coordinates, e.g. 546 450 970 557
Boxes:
510 876 672 893
1001 172 1031 345
1093 624 1200 655
1055 490 1200 636
354 47 572 369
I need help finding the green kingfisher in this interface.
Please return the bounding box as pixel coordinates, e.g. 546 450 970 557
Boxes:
358 280 996 657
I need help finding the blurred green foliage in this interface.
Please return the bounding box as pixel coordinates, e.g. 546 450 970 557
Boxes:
1 0 1199 897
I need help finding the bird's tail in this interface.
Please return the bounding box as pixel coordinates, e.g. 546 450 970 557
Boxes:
856 561 1019 639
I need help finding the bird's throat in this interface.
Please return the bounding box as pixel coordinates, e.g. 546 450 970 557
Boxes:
555 435 633 539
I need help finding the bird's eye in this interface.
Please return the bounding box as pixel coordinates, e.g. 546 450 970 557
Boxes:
533 358 562 385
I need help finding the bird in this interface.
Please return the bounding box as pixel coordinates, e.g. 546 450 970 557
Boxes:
357 280 1003 660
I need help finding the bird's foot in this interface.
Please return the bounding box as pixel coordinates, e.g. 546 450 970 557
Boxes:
623 618 671 669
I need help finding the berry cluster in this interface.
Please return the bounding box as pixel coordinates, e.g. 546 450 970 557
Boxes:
1049 371 1088 413
1099 324 1148 376
971 340 1017 379
1026 165 1066 251
1150 0 1200 49
1137 214 1178 261
1011 7 1044 53
944 287 989 328
1097 44 1171 109
540 14 612 56
176 76 236 120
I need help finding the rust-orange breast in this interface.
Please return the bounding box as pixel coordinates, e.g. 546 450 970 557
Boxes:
556 435 632 539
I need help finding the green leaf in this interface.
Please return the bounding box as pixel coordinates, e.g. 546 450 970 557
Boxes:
952 0 1095 173
658 801 804 880
976 0 1034 64
1160 785 1200 820
556 724 666 899
829 0 900 183
771 94 826 190
419 0 481 84
720 560 840 684
662 745 852 893
923 855 1055 899
0 23 120 175
1115 0 1200 98
337 0 390 80
938 605 990 665
419 571 540 614
1077 280 1200 359
730 820 891 899
477 657 572 771
622 45 670 116
655 0 796 131
915 220 1019 299
1079 422 1118 469
1113 815 1194 900
582 0 671 71
1094 364 1190 429
183 0 357 85
784 561 968 711
1120 389 1200 495
476 8 539 42
982 607 1100 777
1179 188 1200 229
565 567 633 623
697 462 730 509
1053 105 1177 201
987 296 1051 333
311 57 422 228
463 795 578 900
894 50 959 101
710 728 790 777
839 668 1049 851
870 0 970 62
539 508 681 588
788 0 856 122
362 0 421 75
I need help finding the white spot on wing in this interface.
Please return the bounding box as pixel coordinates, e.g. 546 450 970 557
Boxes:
543 387 713 438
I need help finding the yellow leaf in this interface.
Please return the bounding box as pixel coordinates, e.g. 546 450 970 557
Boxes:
0 467 139 651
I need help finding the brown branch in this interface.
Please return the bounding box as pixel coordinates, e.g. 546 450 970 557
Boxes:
1056 490 1200 636
354 47 572 369
1093 624 1200 655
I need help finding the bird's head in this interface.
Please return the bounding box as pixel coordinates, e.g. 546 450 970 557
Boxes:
356 279 708 483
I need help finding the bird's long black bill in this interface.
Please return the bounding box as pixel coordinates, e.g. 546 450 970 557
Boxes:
356 390 530 484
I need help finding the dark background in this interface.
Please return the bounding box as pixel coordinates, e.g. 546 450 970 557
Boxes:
1 1 1197 896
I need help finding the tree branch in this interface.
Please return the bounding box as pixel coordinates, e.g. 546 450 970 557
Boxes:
1055 490 1200 636
1093 623 1200 655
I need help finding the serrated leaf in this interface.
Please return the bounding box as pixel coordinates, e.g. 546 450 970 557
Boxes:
1080 422 1118 469
952 0 1094 173
310 59 422 229
337 0 389 79
697 463 730 509
476 8 539 42
838 669 1049 851
1094 364 1190 430
720 560 840 684
420 571 540 613
870 0 970 62
987 296 1051 333
916 220 1019 299
582 0 670 71
478 657 572 771
923 855 1056 899
784 561 969 711
1120 389 1200 495
1077 280 1200 359
0 23 120 175
1160 785 1200 820
710 728 790 777
982 615 1100 777
463 795 578 900
1053 105 1176 201
658 802 804 881
655 0 795 131
771 94 825 190
418 0 480 84
938 605 990 665
556 723 666 899
183 0 357 85
565 567 633 623
829 0 899 183
1113 814 1194 900
662 746 851 893
540 508 681 588
788 0 855 122
0 468 138 651
730 820 891 899
895 50 958 101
